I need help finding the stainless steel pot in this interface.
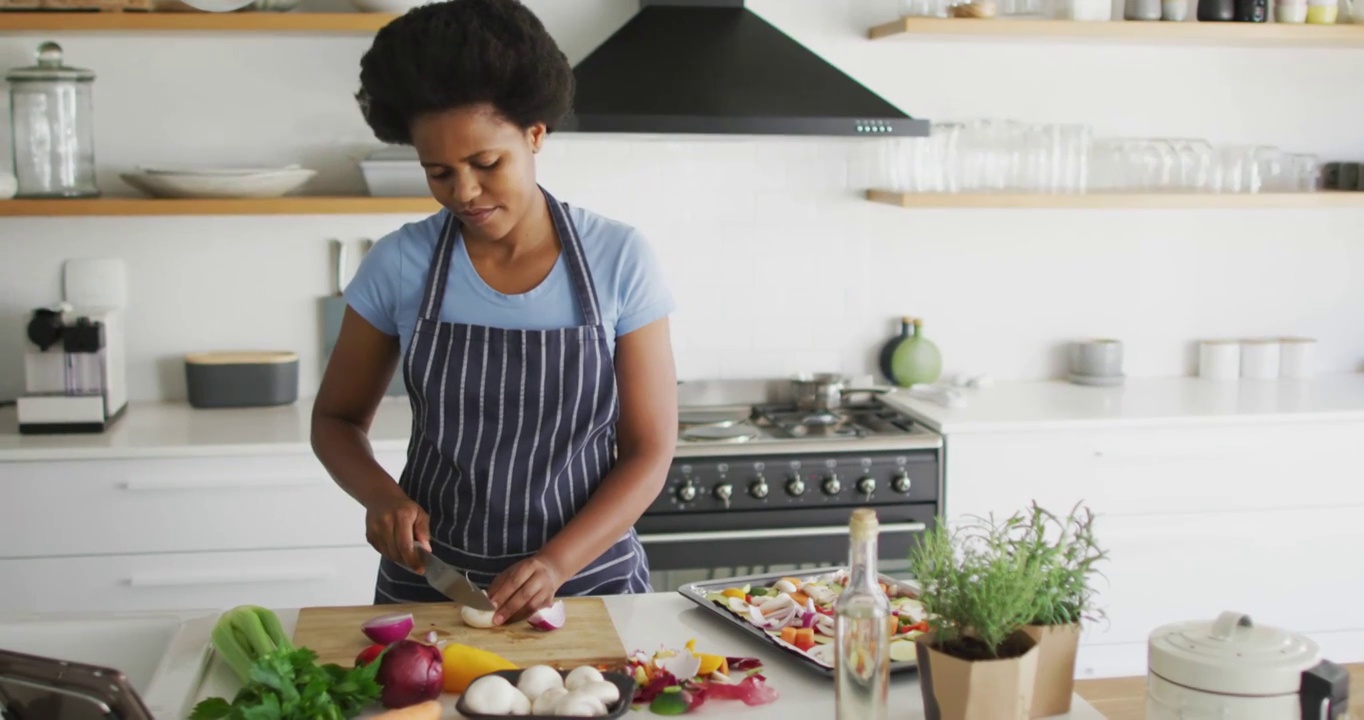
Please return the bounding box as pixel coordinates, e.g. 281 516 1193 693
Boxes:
790 373 887 413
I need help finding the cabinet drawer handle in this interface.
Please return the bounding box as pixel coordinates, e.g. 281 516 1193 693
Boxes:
120 476 320 492
638 522 927 545
128 568 334 587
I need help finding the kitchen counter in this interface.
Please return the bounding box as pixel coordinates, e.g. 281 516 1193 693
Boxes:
8 373 1362 462
0 396 416 462
1073 664 1364 720
882 372 1364 434
188 594 1103 720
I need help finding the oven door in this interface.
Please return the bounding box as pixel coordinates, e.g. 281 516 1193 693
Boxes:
635 504 935 573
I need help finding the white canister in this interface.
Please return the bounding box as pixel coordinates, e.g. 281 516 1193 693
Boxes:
1240 339 1280 379
1146 611 1349 720
1197 340 1240 380
1279 337 1316 379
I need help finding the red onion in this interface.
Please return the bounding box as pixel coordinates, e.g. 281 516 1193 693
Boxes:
376 640 444 709
528 600 566 631
361 612 414 645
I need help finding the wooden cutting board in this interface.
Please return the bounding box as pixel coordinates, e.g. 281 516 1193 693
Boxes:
292 598 628 670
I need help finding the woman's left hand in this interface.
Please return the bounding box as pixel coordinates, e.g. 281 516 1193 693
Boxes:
487 554 565 625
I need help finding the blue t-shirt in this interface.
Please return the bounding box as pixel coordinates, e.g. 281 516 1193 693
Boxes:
344 204 674 360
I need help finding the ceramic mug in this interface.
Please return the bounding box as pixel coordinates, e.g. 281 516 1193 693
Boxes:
1069 339 1124 377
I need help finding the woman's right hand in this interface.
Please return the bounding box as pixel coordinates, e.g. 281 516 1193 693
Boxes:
365 493 431 572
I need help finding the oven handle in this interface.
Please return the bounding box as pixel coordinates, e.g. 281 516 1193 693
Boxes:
636 522 927 545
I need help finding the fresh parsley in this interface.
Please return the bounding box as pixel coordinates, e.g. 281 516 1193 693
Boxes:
189 646 382 720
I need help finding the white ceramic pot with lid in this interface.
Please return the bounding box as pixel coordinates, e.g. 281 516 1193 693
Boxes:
1146 610 1350 720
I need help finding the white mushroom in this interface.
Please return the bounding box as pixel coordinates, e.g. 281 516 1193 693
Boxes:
510 689 532 716
554 691 608 717
532 687 568 715
463 675 517 715
461 605 496 629
517 665 564 702
563 666 604 691
578 680 620 706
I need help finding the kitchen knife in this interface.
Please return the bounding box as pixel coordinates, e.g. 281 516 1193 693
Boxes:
321 238 348 363
417 546 495 611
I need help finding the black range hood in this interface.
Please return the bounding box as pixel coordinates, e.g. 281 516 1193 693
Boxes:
559 0 930 138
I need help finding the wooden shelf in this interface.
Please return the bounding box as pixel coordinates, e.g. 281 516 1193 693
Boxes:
0 196 440 217
866 189 1364 209
0 12 397 33
867 16 1364 46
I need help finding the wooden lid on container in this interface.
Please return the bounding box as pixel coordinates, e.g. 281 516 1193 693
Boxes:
185 351 298 365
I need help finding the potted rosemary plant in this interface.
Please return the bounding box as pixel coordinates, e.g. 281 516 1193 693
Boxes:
997 502 1109 718
908 519 1046 720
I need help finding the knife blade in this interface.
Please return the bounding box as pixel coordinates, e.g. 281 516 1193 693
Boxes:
416 546 495 611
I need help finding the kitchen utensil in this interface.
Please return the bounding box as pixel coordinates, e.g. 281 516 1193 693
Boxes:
1146 610 1349 719
0 172 16 199
1306 0 1339 21
321 239 348 364
7 42 99 199
184 351 299 409
455 669 635 720
119 168 314 199
1235 0 1269 20
359 238 406 397
360 146 429 197
1162 0 1190 19
789 373 888 413
1240 339 1280 379
1279 337 1316 379
291 599 627 669
1197 0 1236 19
1068 339 1123 378
1275 2 1309 20
415 546 494 611
1198 340 1241 380
0 648 156 720
1126 0 1163 19
889 317 943 387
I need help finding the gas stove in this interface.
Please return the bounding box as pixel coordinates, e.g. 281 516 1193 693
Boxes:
638 379 943 574
674 397 940 456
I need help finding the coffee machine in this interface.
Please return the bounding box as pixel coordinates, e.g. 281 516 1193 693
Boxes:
17 302 127 434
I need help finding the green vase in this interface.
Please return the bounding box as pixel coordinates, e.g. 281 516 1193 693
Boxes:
890 318 942 387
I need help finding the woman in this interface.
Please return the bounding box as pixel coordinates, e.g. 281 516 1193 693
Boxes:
311 0 678 625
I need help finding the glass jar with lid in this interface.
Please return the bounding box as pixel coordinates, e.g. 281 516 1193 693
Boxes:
6 41 100 198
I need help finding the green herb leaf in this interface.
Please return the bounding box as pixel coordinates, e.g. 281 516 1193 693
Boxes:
188 697 234 720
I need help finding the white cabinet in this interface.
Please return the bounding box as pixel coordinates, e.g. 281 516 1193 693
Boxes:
943 420 1364 679
0 450 407 613
0 546 382 613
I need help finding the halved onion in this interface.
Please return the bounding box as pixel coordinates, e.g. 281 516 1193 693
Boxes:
361 612 414 645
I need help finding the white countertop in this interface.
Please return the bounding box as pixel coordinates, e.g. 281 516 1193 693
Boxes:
8 373 1360 462
0 396 416 462
186 594 1102 720
882 372 1364 434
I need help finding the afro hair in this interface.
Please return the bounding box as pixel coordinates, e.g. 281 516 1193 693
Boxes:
356 0 575 144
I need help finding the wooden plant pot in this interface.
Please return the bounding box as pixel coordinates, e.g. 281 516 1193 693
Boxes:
1022 623 1082 718
914 630 1040 720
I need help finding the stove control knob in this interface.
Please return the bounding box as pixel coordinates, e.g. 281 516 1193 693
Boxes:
676 482 699 503
786 476 806 496
892 471 913 494
857 476 877 497
750 477 770 499
714 483 734 508
822 474 842 496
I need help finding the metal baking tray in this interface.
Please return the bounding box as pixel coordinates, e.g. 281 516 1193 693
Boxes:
676 566 924 678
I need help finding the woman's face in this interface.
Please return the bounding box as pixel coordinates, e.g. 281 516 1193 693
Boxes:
411 104 546 243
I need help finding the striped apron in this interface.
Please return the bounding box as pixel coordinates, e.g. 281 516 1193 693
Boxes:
374 189 652 604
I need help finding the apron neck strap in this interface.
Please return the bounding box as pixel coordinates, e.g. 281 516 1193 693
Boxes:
417 186 604 327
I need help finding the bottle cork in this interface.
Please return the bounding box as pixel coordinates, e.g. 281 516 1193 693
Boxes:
850 508 879 540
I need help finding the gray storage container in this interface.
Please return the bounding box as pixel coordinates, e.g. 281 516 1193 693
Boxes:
185 351 299 408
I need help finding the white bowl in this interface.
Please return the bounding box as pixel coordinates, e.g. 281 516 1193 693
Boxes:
121 169 316 199
139 164 304 177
